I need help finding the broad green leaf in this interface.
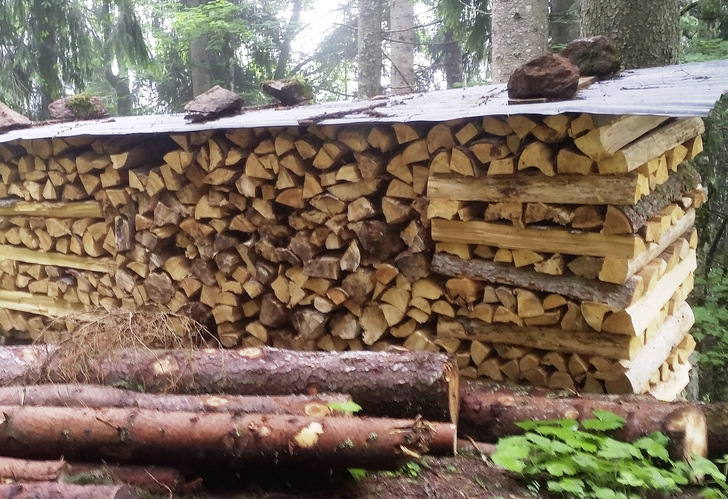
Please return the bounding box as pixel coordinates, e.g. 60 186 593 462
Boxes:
592 487 622 499
582 410 626 431
597 438 642 460
537 426 598 452
491 452 526 473
546 478 585 495
633 436 670 461
692 455 728 488
571 452 601 471
616 469 646 488
327 401 362 413
545 458 577 476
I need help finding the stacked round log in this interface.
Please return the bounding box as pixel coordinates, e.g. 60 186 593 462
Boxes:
0 112 707 398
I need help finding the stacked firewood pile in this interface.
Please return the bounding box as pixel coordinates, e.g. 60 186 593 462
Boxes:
0 111 707 398
427 114 706 398
0 345 458 496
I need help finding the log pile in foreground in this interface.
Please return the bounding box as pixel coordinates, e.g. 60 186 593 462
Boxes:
0 346 457 494
0 110 707 397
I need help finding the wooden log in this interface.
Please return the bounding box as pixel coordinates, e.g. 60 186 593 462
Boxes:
574 115 668 160
0 483 137 498
0 245 114 273
431 253 642 309
0 406 456 467
0 384 356 417
427 172 648 205
458 382 707 460
603 165 701 235
437 316 640 360
598 118 705 174
599 209 695 284
1 346 459 422
431 219 645 259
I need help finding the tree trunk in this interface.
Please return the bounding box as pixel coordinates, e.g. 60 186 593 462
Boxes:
459 382 707 461
580 0 680 69
0 384 353 417
274 0 303 79
0 483 137 499
0 346 459 422
185 0 214 96
491 0 548 83
442 30 464 89
0 406 456 467
549 0 580 47
357 0 383 97
389 0 415 95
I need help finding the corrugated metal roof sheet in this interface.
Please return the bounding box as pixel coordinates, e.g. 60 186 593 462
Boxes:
2 59 728 144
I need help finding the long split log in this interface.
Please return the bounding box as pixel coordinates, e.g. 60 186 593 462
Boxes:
0 346 459 422
458 382 707 461
432 252 641 309
0 406 456 467
0 384 354 417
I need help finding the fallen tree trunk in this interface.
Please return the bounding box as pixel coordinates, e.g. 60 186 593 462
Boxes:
458 382 707 461
0 482 137 499
0 384 353 417
0 457 186 495
0 346 459 422
0 405 456 468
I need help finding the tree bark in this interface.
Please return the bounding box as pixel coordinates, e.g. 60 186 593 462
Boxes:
458 382 707 460
0 346 459 422
185 0 214 96
274 0 303 79
549 0 580 47
491 0 548 83
580 0 680 69
0 384 353 417
442 30 464 89
0 406 456 467
389 0 416 95
0 482 137 499
357 0 383 97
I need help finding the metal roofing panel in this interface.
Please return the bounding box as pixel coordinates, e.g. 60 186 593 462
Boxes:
1 59 727 144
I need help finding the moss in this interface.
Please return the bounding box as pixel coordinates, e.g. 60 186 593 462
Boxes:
66 93 100 119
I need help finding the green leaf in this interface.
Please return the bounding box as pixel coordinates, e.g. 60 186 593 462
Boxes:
537 426 598 452
348 468 367 480
326 401 362 413
592 487 622 499
616 469 646 488
491 452 527 473
582 410 626 431
633 435 670 462
597 438 642 460
545 458 577 476
546 478 586 495
692 455 728 488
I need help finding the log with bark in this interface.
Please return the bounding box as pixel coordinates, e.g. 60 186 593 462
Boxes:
458 382 707 461
0 346 459 422
0 482 137 499
0 406 456 468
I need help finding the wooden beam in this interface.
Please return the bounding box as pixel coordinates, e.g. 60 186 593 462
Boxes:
0 201 103 218
598 118 705 174
437 316 641 360
427 172 649 205
431 219 646 259
602 251 697 336
599 209 695 284
0 290 89 317
574 115 668 160
0 246 114 273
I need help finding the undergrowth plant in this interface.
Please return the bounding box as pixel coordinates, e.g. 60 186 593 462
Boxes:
491 410 728 498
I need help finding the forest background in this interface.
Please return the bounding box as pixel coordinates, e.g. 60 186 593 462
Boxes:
1 0 728 399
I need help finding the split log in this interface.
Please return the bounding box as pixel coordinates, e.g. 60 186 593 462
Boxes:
0 483 137 499
459 382 707 461
0 406 456 467
432 253 642 309
0 384 354 417
0 346 459 422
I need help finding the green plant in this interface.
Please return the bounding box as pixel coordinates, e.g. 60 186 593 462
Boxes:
326 400 362 413
491 410 728 498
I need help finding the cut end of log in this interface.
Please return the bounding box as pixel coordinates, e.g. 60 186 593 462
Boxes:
664 406 708 461
294 421 325 448
237 347 264 359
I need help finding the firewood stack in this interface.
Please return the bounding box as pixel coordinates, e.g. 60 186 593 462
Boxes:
427 114 706 399
0 111 707 399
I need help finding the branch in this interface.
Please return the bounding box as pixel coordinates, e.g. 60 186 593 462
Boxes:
680 1 699 16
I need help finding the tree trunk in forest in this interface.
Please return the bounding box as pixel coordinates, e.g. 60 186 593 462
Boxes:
549 0 580 47
491 0 548 83
105 68 133 117
459 383 708 460
0 384 354 417
0 406 456 467
442 30 464 89
580 0 680 69
185 0 214 96
389 0 416 95
275 0 303 79
0 346 459 422
357 0 383 97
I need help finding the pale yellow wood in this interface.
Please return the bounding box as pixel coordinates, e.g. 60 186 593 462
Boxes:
431 219 646 259
0 245 114 272
0 289 89 316
427 172 646 205
0 201 102 218
574 115 668 160
602 251 697 336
